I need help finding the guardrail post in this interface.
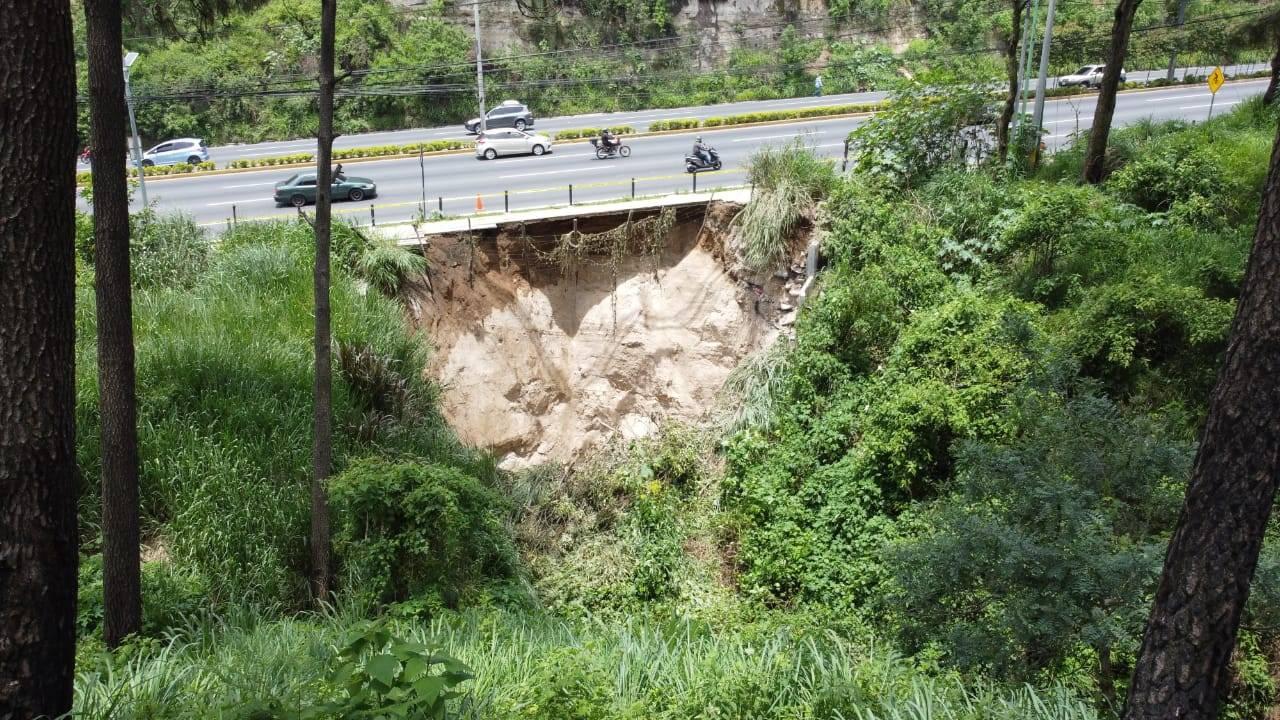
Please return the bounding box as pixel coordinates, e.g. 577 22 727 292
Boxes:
438 196 443 213
505 190 509 213
370 204 376 226
569 184 574 205
232 204 237 227
693 172 698 193
631 178 635 198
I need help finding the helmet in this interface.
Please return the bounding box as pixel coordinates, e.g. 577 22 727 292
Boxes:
696 137 703 143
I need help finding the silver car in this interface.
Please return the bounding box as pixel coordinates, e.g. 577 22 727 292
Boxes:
475 129 553 160
1057 64 1126 88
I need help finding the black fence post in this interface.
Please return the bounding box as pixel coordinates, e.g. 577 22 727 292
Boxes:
438 196 444 213
370 204 376 226
842 138 850 173
505 190 509 213
631 178 635 198
569 184 574 205
232 204 238 227
693 172 698 193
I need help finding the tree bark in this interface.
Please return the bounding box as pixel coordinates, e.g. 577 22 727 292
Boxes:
997 0 1027 164
1265 40 1279 107
1123 117 1280 720
311 0 337 603
0 0 80 716
85 0 142 649
1165 0 1188 82
1082 0 1143 184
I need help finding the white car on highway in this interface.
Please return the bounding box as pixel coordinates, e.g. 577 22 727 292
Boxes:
475 129 553 160
1057 64 1126 88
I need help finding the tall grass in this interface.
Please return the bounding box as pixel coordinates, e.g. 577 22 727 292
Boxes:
716 337 795 435
73 610 1099 720
75 219 490 610
735 140 837 274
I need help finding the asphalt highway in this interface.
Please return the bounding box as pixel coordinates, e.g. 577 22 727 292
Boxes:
111 61 1267 168
98 78 1268 230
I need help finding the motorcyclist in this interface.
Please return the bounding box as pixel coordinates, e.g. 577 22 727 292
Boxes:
692 137 710 165
601 128 618 149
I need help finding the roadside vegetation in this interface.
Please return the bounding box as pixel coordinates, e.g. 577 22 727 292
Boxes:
65 78 1280 716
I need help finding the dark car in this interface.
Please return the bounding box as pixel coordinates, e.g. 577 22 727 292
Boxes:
464 100 535 134
273 172 377 207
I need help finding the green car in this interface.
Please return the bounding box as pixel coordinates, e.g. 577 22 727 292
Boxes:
273 172 377 207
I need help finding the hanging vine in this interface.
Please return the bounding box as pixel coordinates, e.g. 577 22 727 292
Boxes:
520 207 677 329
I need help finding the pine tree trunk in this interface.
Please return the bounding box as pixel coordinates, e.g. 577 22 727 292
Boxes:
1082 0 1143 184
1264 41 1279 106
311 0 337 603
996 0 1025 164
85 0 142 649
0 0 80 716
1122 117 1280 720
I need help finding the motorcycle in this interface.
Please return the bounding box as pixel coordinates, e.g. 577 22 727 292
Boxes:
590 137 631 159
79 147 92 165
684 147 721 173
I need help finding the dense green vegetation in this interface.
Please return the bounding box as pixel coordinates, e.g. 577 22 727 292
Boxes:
71 90 1280 716
76 0 1272 145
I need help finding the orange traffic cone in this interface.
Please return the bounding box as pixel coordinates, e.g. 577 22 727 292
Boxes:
475 194 484 212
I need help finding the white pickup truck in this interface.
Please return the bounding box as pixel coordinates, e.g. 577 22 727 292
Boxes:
1057 64 1127 88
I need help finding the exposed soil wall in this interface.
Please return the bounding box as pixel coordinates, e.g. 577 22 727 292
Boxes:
405 202 800 468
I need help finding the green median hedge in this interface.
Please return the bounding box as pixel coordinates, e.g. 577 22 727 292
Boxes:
227 153 315 169
77 161 218 185
648 118 701 131
649 103 882 132
552 125 635 140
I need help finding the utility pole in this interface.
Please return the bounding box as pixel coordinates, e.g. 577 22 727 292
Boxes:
473 1 487 134
123 51 147 208
1166 0 1189 81
1012 0 1035 138
1017 0 1040 122
1030 0 1059 154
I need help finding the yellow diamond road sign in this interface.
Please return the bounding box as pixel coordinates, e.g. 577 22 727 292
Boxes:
1208 66 1225 94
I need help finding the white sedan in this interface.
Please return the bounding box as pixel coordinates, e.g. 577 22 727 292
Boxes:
1057 64 1126 88
475 129 553 160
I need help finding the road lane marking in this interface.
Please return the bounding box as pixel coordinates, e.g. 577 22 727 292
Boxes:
499 167 590 179
207 198 267 206
1179 100 1240 110
1044 116 1092 125
224 181 278 188
1148 93 1210 101
732 131 826 142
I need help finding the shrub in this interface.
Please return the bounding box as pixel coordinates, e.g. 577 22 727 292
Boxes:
1108 142 1226 212
329 459 518 609
648 118 699 131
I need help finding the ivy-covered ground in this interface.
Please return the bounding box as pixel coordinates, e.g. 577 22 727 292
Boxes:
71 95 1280 717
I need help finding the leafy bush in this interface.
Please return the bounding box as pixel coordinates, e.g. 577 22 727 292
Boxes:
307 621 474 720
227 153 315 169
329 459 518 609
1108 142 1227 212
888 385 1190 690
849 84 995 187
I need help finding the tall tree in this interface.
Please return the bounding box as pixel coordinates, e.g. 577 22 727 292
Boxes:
1082 0 1144 184
1227 8 1280 106
311 0 338 603
85 0 143 649
0 0 80 716
1122 114 1280 719
997 0 1030 163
